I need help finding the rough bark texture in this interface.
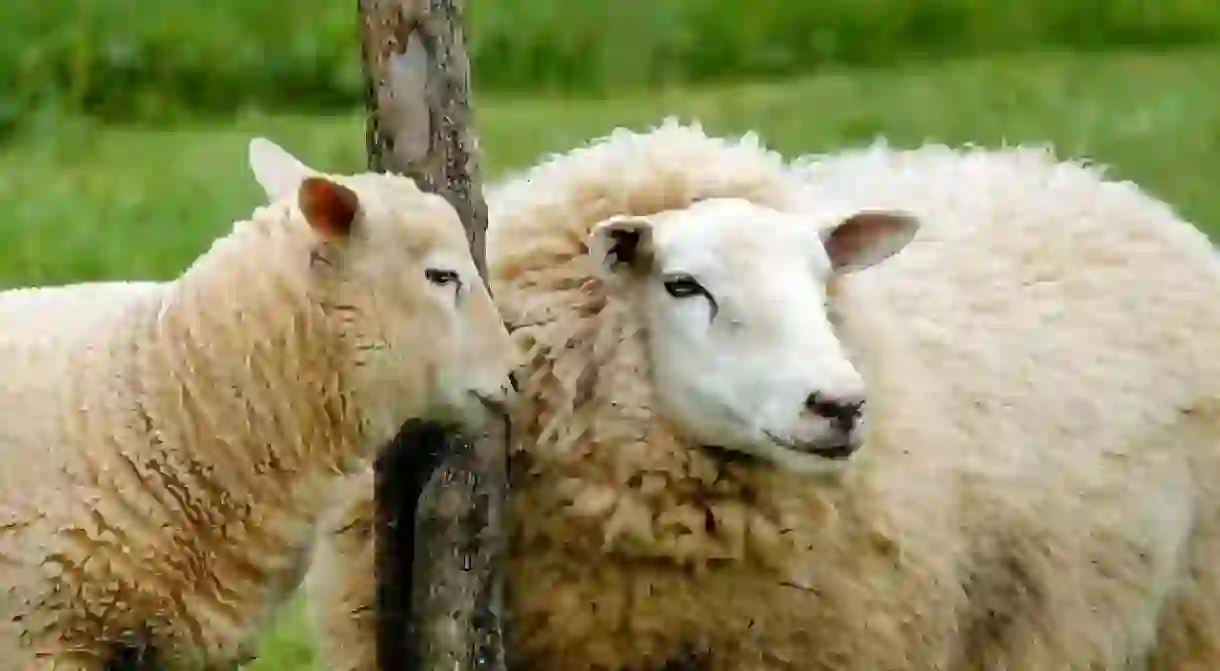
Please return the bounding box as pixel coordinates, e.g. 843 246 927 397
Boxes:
359 1 508 670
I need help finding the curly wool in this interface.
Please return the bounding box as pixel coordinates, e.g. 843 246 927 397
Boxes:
309 119 1220 670
489 120 951 670
0 175 438 669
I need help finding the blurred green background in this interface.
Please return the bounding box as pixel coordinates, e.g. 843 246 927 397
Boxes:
3 1 1219 668
4 0 1220 134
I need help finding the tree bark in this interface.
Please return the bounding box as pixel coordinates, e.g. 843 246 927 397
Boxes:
359 1 507 670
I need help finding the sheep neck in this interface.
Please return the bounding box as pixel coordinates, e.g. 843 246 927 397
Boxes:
122 221 363 646
153 220 362 499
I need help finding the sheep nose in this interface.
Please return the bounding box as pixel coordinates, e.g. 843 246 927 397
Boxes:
805 393 865 432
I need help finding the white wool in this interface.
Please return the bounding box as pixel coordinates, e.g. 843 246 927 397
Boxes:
304 119 1220 670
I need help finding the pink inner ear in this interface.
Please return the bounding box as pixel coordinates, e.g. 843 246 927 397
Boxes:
824 211 909 268
607 227 643 265
824 214 878 263
299 177 359 238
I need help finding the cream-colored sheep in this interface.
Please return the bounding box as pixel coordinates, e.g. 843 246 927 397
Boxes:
304 119 1220 670
0 138 515 669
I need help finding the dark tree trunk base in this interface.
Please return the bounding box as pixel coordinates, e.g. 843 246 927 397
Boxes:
373 420 451 669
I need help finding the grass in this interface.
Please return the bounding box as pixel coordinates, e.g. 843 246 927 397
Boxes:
5 0 1220 132
1 48 1217 668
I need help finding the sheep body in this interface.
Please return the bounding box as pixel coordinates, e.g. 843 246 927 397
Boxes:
306 120 1220 670
0 141 514 669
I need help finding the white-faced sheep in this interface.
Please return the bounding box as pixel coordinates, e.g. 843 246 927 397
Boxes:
0 138 516 669
303 119 1220 671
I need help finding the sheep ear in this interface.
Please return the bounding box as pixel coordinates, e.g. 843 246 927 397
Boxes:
822 210 919 274
299 176 360 240
587 214 655 276
249 137 316 202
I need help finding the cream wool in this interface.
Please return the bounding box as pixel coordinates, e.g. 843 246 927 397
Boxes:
307 119 1220 670
0 139 515 670
303 465 376 671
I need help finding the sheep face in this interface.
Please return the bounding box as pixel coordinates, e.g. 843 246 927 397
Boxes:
247 138 516 445
588 197 918 472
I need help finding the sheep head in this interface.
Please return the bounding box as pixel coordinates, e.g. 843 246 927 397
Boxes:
247 137 516 445
588 197 918 473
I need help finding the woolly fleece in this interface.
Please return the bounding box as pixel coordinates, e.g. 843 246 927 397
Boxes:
0 160 509 668
307 119 1220 670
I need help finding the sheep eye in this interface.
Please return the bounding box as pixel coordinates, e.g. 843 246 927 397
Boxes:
663 274 705 299
662 273 719 322
425 268 461 289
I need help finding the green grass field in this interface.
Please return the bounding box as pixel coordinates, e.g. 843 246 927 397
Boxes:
2 47 1218 669
6 0 1219 132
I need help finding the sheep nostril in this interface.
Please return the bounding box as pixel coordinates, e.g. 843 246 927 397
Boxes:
805 392 838 418
805 393 865 431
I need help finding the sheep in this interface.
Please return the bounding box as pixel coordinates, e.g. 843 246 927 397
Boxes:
0 137 516 670
302 118 1220 670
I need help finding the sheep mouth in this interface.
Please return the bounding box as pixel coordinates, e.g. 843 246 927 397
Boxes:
700 444 762 466
764 430 859 461
804 441 857 460
700 434 860 467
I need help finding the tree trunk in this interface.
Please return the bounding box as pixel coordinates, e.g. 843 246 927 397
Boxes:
358 1 507 670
